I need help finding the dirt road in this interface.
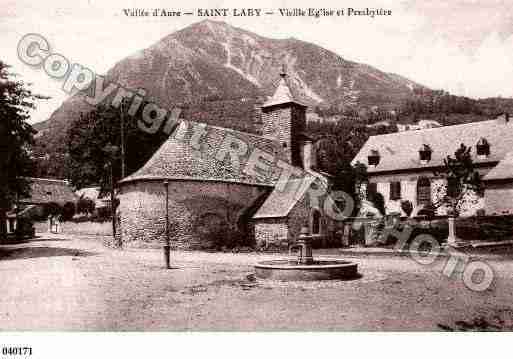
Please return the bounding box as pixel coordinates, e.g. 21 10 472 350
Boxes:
1 235 512 330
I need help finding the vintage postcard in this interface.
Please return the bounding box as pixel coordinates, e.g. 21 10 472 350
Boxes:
1 0 512 355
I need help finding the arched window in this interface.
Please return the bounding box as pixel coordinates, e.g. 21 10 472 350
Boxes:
311 209 322 235
417 177 431 206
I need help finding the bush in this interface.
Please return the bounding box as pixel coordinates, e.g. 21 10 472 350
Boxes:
94 206 111 222
44 202 62 217
61 202 76 222
400 200 414 217
368 191 385 215
77 197 95 215
416 203 436 219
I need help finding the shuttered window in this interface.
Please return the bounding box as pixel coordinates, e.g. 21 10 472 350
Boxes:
417 177 431 206
390 181 401 200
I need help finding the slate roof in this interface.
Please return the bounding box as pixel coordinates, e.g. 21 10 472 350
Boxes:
352 118 513 174
483 151 513 181
120 121 289 186
252 177 316 219
22 178 77 204
262 73 308 108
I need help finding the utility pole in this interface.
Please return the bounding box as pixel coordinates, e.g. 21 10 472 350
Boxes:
120 101 126 179
109 162 116 238
103 144 120 247
15 190 20 240
163 180 170 269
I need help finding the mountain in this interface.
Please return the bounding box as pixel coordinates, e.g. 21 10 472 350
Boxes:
34 19 424 143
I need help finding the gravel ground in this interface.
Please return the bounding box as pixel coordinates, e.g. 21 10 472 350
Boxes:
1 235 513 331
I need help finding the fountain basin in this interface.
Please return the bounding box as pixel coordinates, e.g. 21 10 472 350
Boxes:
255 259 358 281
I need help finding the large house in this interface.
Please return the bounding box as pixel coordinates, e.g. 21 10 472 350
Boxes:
352 115 513 216
117 72 339 249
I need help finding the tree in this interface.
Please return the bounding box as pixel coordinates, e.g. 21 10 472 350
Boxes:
77 196 95 215
434 143 483 216
0 61 45 240
44 202 62 217
66 100 172 194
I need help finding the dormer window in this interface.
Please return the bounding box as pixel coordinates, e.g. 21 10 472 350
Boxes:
368 150 380 166
419 144 432 164
476 138 490 158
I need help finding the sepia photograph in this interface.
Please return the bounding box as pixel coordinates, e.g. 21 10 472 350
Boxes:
1 0 513 355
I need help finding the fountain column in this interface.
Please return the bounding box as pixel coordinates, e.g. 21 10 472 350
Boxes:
297 226 314 264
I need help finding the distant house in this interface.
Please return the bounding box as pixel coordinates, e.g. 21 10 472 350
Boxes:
5 178 77 234
21 178 77 206
352 116 513 216
397 119 441 132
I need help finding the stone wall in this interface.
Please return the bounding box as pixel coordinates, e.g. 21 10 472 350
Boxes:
118 180 266 248
253 218 289 248
260 104 306 167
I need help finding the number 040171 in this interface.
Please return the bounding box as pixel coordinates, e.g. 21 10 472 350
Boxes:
1 347 32 356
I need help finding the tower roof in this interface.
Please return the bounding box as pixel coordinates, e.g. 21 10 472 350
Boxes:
262 68 307 108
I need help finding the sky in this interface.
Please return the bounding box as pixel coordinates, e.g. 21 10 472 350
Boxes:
2 0 513 124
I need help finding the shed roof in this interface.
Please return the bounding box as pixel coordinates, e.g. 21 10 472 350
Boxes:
252 176 317 219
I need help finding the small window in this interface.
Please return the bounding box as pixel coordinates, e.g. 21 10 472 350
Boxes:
419 144 432 162
368 150 380 166
476 138 490 157
46 191 52 195
390 181 401 200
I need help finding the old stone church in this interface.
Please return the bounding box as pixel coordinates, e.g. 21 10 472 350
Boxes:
117 72 339 248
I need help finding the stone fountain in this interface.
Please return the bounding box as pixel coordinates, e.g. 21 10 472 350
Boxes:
255 226 358 281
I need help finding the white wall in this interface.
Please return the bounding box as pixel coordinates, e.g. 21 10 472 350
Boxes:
485 183 513 215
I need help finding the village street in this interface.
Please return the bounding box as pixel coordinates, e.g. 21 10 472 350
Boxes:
1 235 513 331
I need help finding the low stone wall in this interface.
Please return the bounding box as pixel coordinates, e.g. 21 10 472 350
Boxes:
34 220 112 236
